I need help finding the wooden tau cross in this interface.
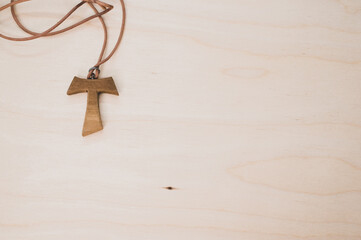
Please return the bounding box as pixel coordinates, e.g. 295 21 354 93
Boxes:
67 76 119 136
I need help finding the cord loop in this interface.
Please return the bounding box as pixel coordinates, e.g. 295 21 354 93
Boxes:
88 66 100 79
0 0 126 78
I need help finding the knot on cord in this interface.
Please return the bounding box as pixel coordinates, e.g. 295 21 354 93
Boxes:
82 0 113 10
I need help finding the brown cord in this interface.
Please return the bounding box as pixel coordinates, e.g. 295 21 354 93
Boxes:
0 0 126 79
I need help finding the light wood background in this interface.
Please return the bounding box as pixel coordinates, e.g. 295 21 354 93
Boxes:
1 0 361 239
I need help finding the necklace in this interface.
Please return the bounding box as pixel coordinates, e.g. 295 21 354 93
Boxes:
0 0 126 136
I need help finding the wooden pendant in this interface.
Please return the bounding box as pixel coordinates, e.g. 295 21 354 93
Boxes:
67 76 119 136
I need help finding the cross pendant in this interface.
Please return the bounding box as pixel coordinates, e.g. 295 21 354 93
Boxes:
67 76 119 136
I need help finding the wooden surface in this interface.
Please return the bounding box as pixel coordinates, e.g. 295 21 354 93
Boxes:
1 0 361 239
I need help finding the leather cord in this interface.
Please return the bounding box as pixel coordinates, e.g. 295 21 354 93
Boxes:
0 0 126 79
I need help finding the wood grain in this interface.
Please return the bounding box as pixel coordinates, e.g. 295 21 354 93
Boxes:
1 0 361 239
